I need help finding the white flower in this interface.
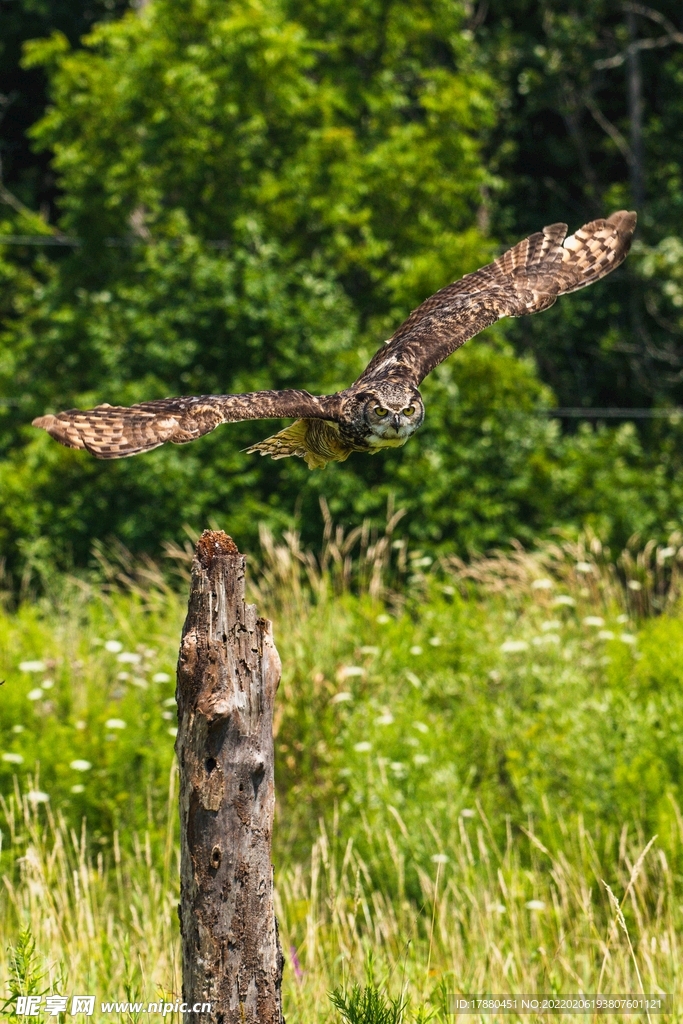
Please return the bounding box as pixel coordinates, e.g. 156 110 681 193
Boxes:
337 665 364 680
410 645 423 655
162 697 177 707
531 578 553 590
12 725 24 734
74 721 86 730
390 762 405 773
27 790 49 805
525 899 546 910
576 562 593 573
583 616 605 627
620 633 636 645
117 672 129 681
413 754 429 765
162 711 174 721
27 689 43 701
532 634 560 645
413 721 429 733
104 640 123 653
130 677 148 690
375 714 394 725
491 903 507 914
405 671 422 688
460 808 475 818
541 620 561 631
69 759 92 772
331 692 353 704
167 727 178 738
19 661 46 673
104 718 126 729
354 741 372 752
117 652 141 664
598 630 615 640
376 614 390 624
553 595 575 607
429 636 441 646
500 640 529 653
2 753 24 764
71 784 85 794
627 580 643 591
153 672 171 683
431 853 449 864
658 546 676 561
40 679 54 690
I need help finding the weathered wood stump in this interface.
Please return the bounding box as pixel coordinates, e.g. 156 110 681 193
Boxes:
175 530 284 1024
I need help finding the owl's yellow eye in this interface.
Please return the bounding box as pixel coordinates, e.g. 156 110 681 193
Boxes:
374 407 388 417
403 406 415 416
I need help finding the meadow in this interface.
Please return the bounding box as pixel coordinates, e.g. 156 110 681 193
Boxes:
2 512 683 1021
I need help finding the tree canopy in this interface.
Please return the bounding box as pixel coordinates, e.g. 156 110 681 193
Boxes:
2 0 683 577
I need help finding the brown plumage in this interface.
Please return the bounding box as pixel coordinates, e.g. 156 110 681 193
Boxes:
34 211 637 469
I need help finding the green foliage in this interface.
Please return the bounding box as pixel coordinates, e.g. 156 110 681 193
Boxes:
1 928 48 1017
330 982 405 1024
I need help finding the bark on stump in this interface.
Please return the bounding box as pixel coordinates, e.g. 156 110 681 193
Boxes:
175 530 284 1024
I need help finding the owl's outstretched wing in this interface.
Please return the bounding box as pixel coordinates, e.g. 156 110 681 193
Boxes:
33 390 341 459
358 210 637 387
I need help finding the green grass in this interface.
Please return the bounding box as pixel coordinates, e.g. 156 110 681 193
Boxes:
2 520 683 1020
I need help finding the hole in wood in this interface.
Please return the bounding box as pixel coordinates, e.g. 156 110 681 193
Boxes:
205 757 217 774
211 845 222 870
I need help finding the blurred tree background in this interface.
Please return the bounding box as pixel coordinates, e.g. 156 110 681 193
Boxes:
3 0 683 579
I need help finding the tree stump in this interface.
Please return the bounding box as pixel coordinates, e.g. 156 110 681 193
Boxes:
175 530 284 1024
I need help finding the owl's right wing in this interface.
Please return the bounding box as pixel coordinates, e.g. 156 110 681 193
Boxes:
33 390 341 459
358 210 637 387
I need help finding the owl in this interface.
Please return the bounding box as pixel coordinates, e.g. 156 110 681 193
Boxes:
34 211 636 469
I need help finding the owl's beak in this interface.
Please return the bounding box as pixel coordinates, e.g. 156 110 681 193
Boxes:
392 414 401 430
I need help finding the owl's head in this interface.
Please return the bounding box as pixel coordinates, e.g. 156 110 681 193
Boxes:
362 386 425 446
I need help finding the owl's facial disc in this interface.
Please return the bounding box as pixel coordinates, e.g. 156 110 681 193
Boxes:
364 390 424 446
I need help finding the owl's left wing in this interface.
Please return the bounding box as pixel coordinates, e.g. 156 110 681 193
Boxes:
357 210 637 387
33 389 341 459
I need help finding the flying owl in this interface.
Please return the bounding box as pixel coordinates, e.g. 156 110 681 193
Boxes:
34 211 636 470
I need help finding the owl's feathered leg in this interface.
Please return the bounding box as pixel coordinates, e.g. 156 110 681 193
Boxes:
246 419 352 470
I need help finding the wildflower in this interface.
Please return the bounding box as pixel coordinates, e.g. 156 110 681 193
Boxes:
117 652 141 664
582 616 605 627
390 762 405 773
27 689 43 701
406 671 422 688
27 790 49 805
620 633 636 644
153 672 171 683
40 679 54 689
69 760 92 772
500 640 529 653
104 718 126 729
19 661 45 673
532 578 553 590
2 753 24 764
354 741 372 752
162 697 177 707
541 620 561 631
117 672 129 681
627 580 642 591
71 785 85 794
330 692 352 704
413 721 429 733
376 713 394 725
376 614 390 624
410 645 423 655
525 900 546 910
104 640 123 653
460 808 475 818
337 665 364 680
429 636 441 646
431 853 449 864
167 727 178 738
12 725 24 734
576 562 593 573
598 630 615 640
414 754 429 765
553 595 575 607
492 903 507 914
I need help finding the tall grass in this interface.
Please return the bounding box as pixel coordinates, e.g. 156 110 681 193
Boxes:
2 512 683 1019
